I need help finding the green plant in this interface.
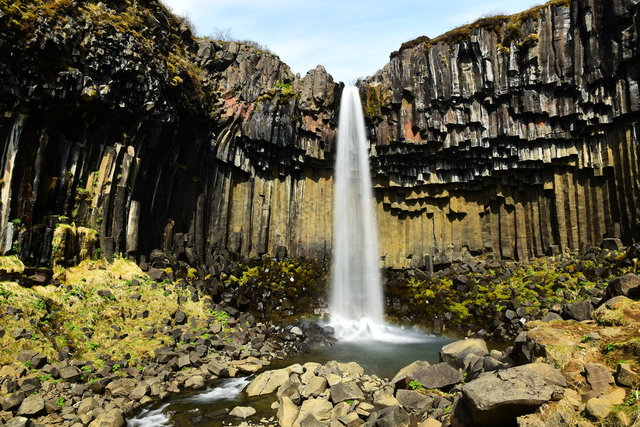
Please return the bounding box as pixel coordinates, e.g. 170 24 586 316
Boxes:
626 389 640 406
0 286 12 299
56 397 65 408
39 373 53 382
112 364 121 372
81 366 93 373
88 342 99 350
603 343 620 354
409 380 424 390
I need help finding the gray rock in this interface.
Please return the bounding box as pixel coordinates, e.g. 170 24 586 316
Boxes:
616 363 639 387
330 381 365 403
562 300 593 321
58 366 82 383
17 394 45 417
391 360 431 388
462 363 566 425
602 273 640 302
2 391 26 411
411 363 463 391
584 363 615 396
105 378 138 398
374 405 409 427
396 389 433 412
6 417 29 427
439 339 488 369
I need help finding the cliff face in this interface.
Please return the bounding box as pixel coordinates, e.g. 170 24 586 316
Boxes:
0 0 340 270
362 0 640 267
0 0 639 271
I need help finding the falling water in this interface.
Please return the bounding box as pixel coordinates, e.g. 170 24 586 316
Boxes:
330 86 384 339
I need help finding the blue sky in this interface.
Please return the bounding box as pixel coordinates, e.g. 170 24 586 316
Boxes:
162 0 542 83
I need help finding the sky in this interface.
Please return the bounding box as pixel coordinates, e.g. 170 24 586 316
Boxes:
161 0 542 84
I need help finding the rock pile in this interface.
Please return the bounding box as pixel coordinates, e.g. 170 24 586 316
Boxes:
234 338 569 427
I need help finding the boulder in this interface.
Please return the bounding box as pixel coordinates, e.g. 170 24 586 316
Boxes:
293 397 333 425
410 363 463 391
561 300 593 321
391 360 430 388
616 363 640 387
278 396 300 427
461 363 566 425
105 378 138 397
584 363 615 396
374 405 410 427
330 381 365 403
185 375 205 389
58 366 82 383
88 408 125 427
396 389 432 412
245 369 290 397
229 406 257 418
373 385 399 407
585 397 613 421
300 375 327 398
16 394 45 417
439 339 488 369
602 273 640 302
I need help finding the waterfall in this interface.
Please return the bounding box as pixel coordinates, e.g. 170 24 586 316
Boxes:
330 86 385 339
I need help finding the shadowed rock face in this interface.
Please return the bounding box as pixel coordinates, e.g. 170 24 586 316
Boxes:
1 0 640 270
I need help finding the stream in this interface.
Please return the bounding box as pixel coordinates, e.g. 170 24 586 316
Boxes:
128 330 453 426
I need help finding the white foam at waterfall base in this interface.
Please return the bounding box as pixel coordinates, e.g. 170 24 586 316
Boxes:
328 86 389 341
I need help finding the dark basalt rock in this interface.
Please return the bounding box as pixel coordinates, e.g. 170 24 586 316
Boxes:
0 0 639 273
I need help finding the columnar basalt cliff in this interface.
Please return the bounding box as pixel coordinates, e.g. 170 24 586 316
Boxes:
0 0 639 271
361 0 640 267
